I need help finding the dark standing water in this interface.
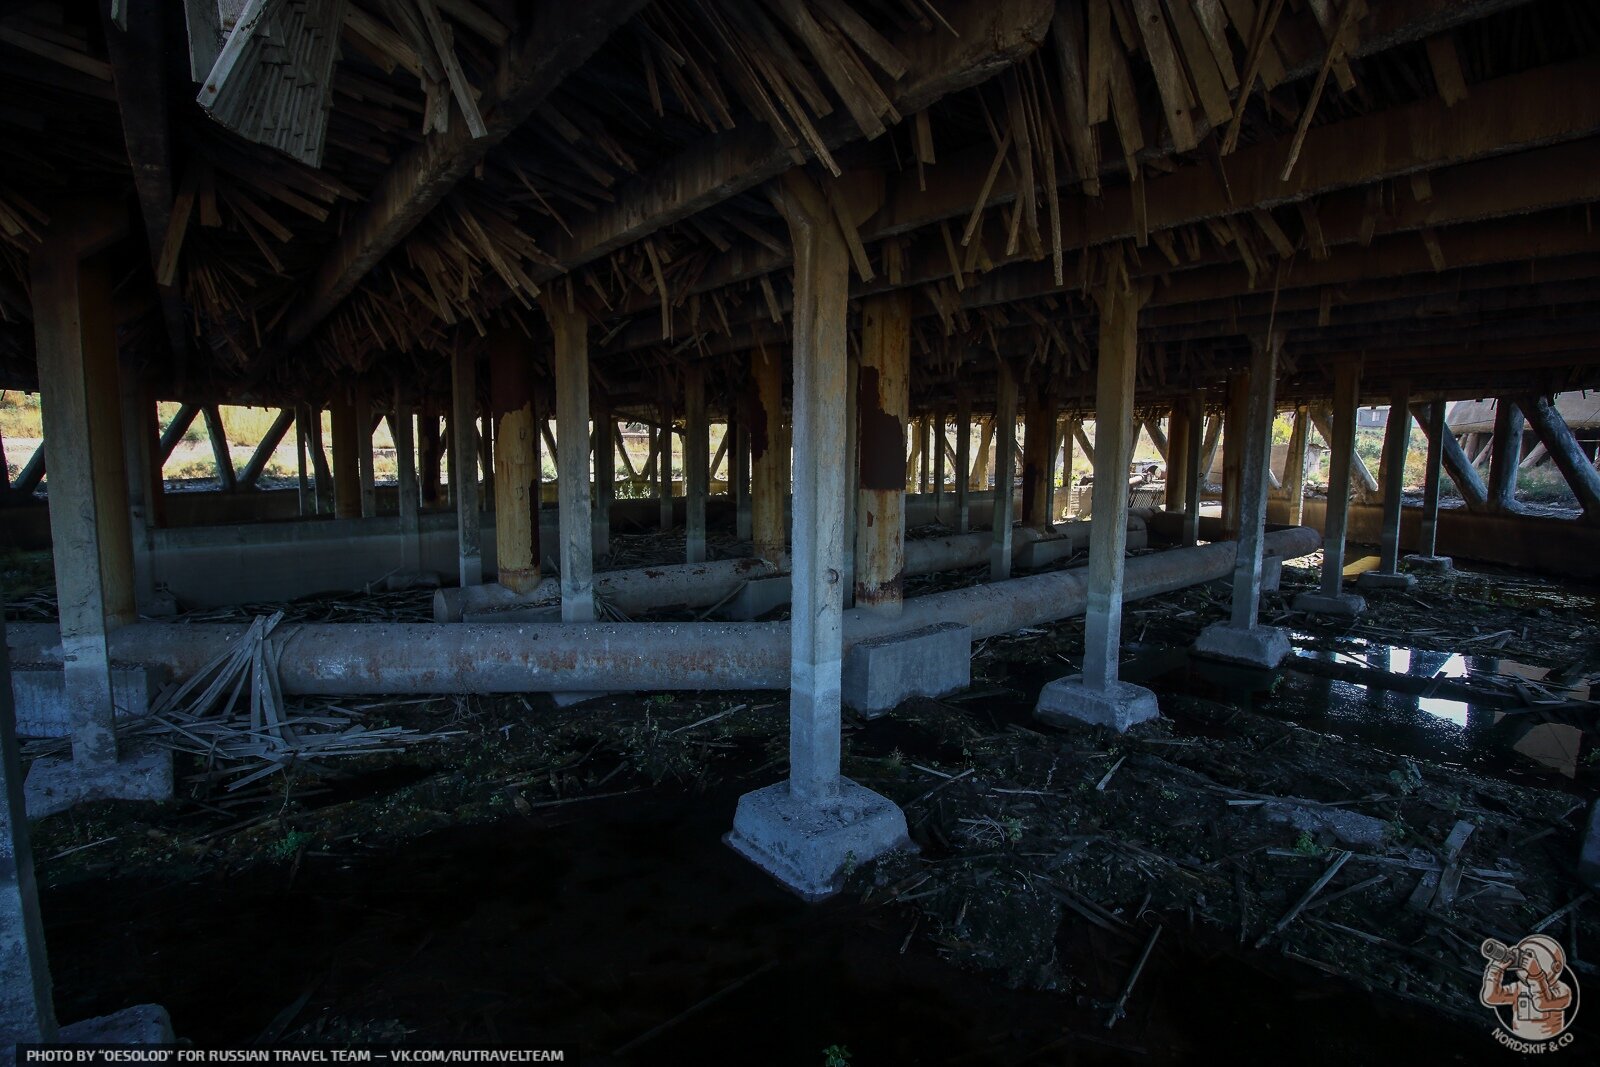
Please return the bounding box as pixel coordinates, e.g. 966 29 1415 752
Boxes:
42 770 1500 1065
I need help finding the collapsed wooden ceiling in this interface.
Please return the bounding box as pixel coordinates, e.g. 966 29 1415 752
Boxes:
0 0 1597 417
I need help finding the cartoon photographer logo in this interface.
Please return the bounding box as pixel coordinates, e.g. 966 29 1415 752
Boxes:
1480 935 1580 1052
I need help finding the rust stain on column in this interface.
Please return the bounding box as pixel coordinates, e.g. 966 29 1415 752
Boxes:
751 345 785 562
855 292 909 613
1021 378 1055 531
490 328 539 593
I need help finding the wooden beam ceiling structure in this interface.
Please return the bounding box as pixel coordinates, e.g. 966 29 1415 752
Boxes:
0 0 1596 417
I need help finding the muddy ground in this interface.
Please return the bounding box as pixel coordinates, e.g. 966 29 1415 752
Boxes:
9 532 1600 1064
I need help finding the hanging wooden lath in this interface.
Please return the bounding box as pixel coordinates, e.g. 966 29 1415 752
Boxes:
197 0 353 168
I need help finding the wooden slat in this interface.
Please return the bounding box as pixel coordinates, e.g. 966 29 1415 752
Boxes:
283 0 647 346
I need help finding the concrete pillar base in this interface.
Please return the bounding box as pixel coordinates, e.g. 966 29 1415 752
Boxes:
1292 591 1367 618
12 666 161 738
141 590 179 618
58 1004 174 1043
1355 570 1418 593
24 741 174 819
725 777 913 901
842 623 971 717
1034 677 1161 733
550 691 612 708
1403 554 1453 573
718 575 792 621
1192 622 1291 669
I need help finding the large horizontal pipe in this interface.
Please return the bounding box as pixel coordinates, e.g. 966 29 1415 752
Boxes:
435 555 787 621
6 528 1318 694
438 517 1146 620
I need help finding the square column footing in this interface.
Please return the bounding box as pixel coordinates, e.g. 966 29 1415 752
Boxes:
1034 677 1160 733
1404 554 1453 573
1192 623 1291 669
1292 591 1367 618
1356 570 1417 592
59 1004 174 1043
843 622 971 717
725 777 913 901
718 576 792 621
24 741 174 819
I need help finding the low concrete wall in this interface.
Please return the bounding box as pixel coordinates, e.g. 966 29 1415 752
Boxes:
1268 498 1600 578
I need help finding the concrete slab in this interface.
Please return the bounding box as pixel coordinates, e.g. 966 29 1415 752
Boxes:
1012 534 1076 569
58 1004 174 1044
1580 800 1600 892
1403 554 1453 573
1192 622 1291 669
11 667 162 739
1035 677 1161 733
1292 591 1367 618
725 777 913 901
24 741 174 819
842 623 971 717
719 575 791 621
1263 801 1390 849
1355 570 1418 592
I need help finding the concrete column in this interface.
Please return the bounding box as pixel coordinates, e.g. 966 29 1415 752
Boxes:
732 402 752 542
1182 394 1205 546
593 399 613 556
751 346 786 563
1486 399 1523 512
990 359 1017 580
1294 361 1365 617
306 408 333 515
932 408 946 523
451 343 482 587
843 354 859 605
1165 401 1190 515
294 404 311 516
356 384 377 519
971 416 993 490
954 395 971 533
394 398 420 574
1059 415 1077 519
1021 379 1055 532
917 415 931 494
1220 373 1247 539
33 246 127 766
1 620 57 1042
684 365 708 564
549 297 596 622
653 397 671 532
855 291 910 616
418 402 442 509
1405 400 1452 571
1359 380 1417 591
727 171 909 902
1522 393 1600 522
1036 266 1158 731
489 326 538 594
118 373 158 614
329 400 361 519
1195 333 1290 667
1282 405 1310 526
